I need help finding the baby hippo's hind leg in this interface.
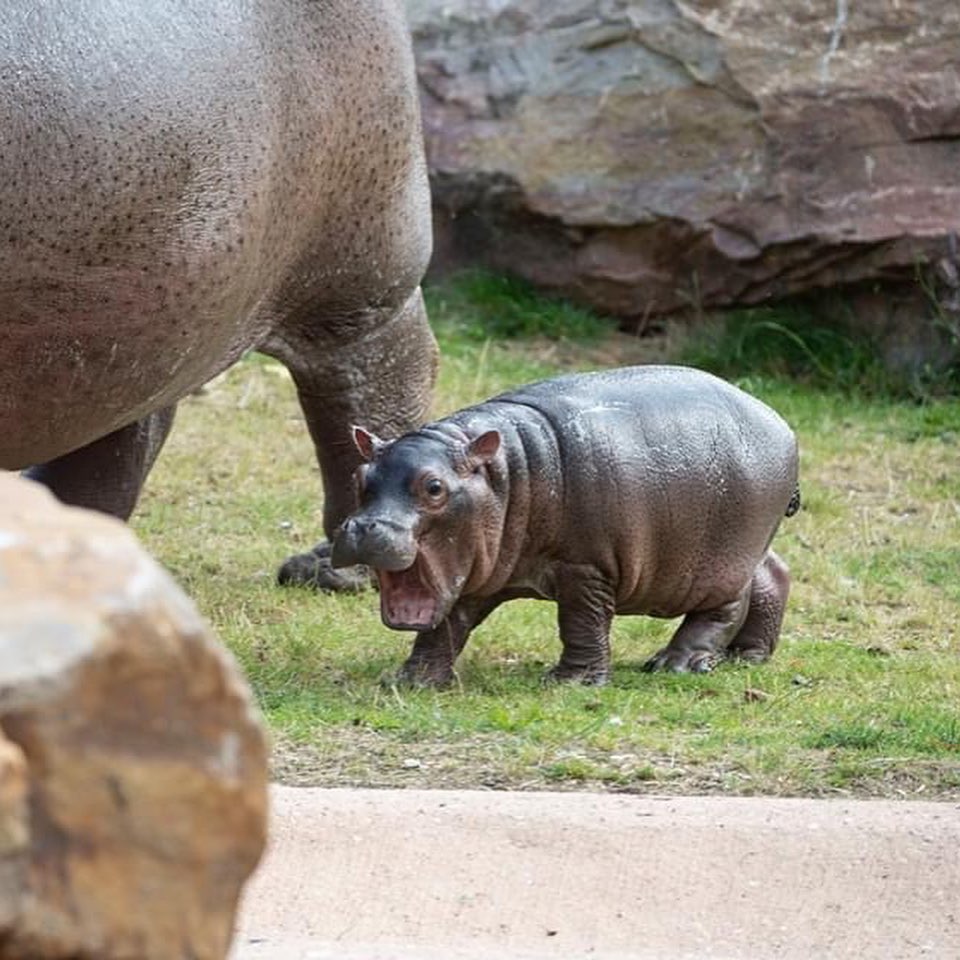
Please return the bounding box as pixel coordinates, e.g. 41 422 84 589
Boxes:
726 550 791 663
643 589 750 674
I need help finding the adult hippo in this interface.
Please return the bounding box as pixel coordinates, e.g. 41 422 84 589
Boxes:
0 0 437 589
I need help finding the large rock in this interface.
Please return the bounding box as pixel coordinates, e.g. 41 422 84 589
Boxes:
0 475 268 960
410 0 960 318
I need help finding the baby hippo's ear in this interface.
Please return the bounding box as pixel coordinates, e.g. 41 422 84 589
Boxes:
352 426 386 462
466 430 501 469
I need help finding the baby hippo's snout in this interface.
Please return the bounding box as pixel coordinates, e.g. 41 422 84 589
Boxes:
332 514 418 571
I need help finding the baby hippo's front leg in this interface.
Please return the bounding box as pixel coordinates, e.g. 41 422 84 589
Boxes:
394 596 503 687
546 567 615 685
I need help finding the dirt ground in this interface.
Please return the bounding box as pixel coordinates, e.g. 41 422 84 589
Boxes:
231 786 959 959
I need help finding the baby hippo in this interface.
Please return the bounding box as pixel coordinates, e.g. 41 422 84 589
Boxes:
332 365 800 686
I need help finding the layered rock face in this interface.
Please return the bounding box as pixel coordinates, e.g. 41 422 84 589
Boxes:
0 475 268 960
410 0 960 319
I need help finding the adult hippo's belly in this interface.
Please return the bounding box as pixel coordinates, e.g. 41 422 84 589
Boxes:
0 0 438 589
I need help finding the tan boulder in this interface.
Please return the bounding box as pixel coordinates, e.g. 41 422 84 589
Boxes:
0 732 28 932
0 474 268 960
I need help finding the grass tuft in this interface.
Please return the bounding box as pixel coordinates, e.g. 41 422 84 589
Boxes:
424 269 617 343
677 304 899 396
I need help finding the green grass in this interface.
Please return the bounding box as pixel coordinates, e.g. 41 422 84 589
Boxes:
134 274 960 799
678 301 960 399
425 269 618 344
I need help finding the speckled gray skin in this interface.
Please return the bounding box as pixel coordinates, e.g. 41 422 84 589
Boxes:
0 0 437 589
333 366 800 685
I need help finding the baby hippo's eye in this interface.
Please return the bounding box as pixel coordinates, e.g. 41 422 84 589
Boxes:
423 476 446 500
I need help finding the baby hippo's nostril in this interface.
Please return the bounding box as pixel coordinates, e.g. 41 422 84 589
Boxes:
332 512 417 571
331 517 362 569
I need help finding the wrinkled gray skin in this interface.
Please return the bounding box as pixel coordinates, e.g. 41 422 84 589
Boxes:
334 366 800 685
0 0 437 589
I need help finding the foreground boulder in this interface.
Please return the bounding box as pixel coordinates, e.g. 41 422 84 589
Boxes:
0 475 268 960
411 0 960 320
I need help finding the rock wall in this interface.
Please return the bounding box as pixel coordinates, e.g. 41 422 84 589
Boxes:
409 0 960 319
0 475 268 960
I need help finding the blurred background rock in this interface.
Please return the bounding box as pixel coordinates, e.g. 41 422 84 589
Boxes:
408 0 960 379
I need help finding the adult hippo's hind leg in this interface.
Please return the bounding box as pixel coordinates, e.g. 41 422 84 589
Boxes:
22 406 176 521
269 288 438 592
726 550 791 663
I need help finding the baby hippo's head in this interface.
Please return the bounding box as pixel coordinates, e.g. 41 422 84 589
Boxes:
332 425 500 630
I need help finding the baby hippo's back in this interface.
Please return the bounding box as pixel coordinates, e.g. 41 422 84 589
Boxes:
491 366 799 615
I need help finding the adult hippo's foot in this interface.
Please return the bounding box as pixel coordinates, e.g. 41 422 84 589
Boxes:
277 541 371 593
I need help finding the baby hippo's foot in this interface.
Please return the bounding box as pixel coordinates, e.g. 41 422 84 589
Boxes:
644 600 747 673
544 661 610 686
642 647 720 674
726 646 771 665
389 657 455 689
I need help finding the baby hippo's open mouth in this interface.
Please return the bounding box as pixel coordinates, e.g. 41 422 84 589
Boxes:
377 556 440 630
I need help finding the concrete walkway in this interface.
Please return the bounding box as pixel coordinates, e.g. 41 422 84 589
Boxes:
232 786 960 959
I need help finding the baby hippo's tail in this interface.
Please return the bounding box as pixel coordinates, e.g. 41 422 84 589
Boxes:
785 485 802 518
